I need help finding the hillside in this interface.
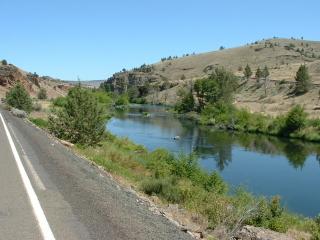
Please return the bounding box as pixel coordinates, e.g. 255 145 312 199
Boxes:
104 38 320 117
0 61 70 100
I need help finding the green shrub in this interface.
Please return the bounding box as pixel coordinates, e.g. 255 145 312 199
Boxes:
146 149 174 177
48 85 108 145
253 114 269 133
268 217 288 233
29 118 48 129
235 109 253 131
37 88 47 100
92 90 112 108
140 177 183 203
6 83 33 113
52 96 67 107
115 94 129 106
311 216 320 240
269 196 284 218
200 102 235 125
204 171 228 194
282 105 307 135
268 115 286 135
131 97 147 104
33 102 42 111
245 196 288 232
174 90 195 113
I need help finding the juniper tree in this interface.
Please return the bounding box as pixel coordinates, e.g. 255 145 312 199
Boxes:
48 85 108 145
5 83 33 113
262 66 270 79
262 66 270 96
244 64 252 80
295 65 311 94
255 67 262 83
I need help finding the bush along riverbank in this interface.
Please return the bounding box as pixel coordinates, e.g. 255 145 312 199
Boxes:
198 103 320 142
174 67 320 143
24 85 320 239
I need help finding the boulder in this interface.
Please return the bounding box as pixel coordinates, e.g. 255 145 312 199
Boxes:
234 225 294 240
60 140 74 148
11 108 28 118
173 136 180 140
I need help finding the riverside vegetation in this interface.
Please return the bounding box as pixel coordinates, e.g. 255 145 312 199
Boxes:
174 66 320 143
4 83 320 239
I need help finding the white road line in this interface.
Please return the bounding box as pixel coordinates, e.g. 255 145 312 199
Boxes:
0 113 55 240
8 124 46 191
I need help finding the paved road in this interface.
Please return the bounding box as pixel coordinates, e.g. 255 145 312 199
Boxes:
0 110 192 240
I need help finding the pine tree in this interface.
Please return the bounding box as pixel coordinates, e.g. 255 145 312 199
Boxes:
255 67 262 83
262 66 270 96
244 64 252 80
295 65 311 94
262 66 270 79
48 85 108 145
6 83 33 113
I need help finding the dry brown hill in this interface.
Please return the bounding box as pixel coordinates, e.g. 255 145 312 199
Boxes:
0 61 70 100
106 38 320 117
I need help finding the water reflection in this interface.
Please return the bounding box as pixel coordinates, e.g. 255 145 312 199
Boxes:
108 105 320 216
113 105 320 172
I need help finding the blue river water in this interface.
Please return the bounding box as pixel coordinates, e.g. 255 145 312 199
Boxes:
107 105 320 217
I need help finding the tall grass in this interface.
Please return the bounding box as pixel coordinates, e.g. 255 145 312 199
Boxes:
75 132 318 237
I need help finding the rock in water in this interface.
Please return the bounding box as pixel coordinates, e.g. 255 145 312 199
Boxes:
11 108 27 118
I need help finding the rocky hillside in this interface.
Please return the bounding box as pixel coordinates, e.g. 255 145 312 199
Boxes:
104 38 320 116
0 61 70 100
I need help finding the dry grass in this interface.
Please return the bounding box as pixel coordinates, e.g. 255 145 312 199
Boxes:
137 38 320 116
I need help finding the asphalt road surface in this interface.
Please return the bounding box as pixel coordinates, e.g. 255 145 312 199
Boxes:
0 109 193 240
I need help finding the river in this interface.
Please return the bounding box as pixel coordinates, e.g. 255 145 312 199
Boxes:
107 104 320 217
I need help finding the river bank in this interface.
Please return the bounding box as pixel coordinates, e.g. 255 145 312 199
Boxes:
27 107 320 240
173 103 320 144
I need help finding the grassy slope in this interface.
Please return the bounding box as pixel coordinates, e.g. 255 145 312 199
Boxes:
109 38 320 117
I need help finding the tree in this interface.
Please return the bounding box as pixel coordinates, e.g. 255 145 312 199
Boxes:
194 68 238 111
262 66 270 96
1 59 8 65
127 86 139 102
262 66 270 79
6 83 33 113
174 90 195 113
295 65 311 94
37 88 47 100
100 81 114 92
282 105 307 134
255 67 262 83
48 85 108 145
244 64 252 80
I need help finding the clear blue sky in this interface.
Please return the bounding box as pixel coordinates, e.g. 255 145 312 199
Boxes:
1 0 319 80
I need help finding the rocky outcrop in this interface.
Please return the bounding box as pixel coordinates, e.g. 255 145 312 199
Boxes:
0 64 35 91
234 225 294 240
11 108 28 118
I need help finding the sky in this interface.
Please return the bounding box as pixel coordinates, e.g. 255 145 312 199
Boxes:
0 0 319 80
